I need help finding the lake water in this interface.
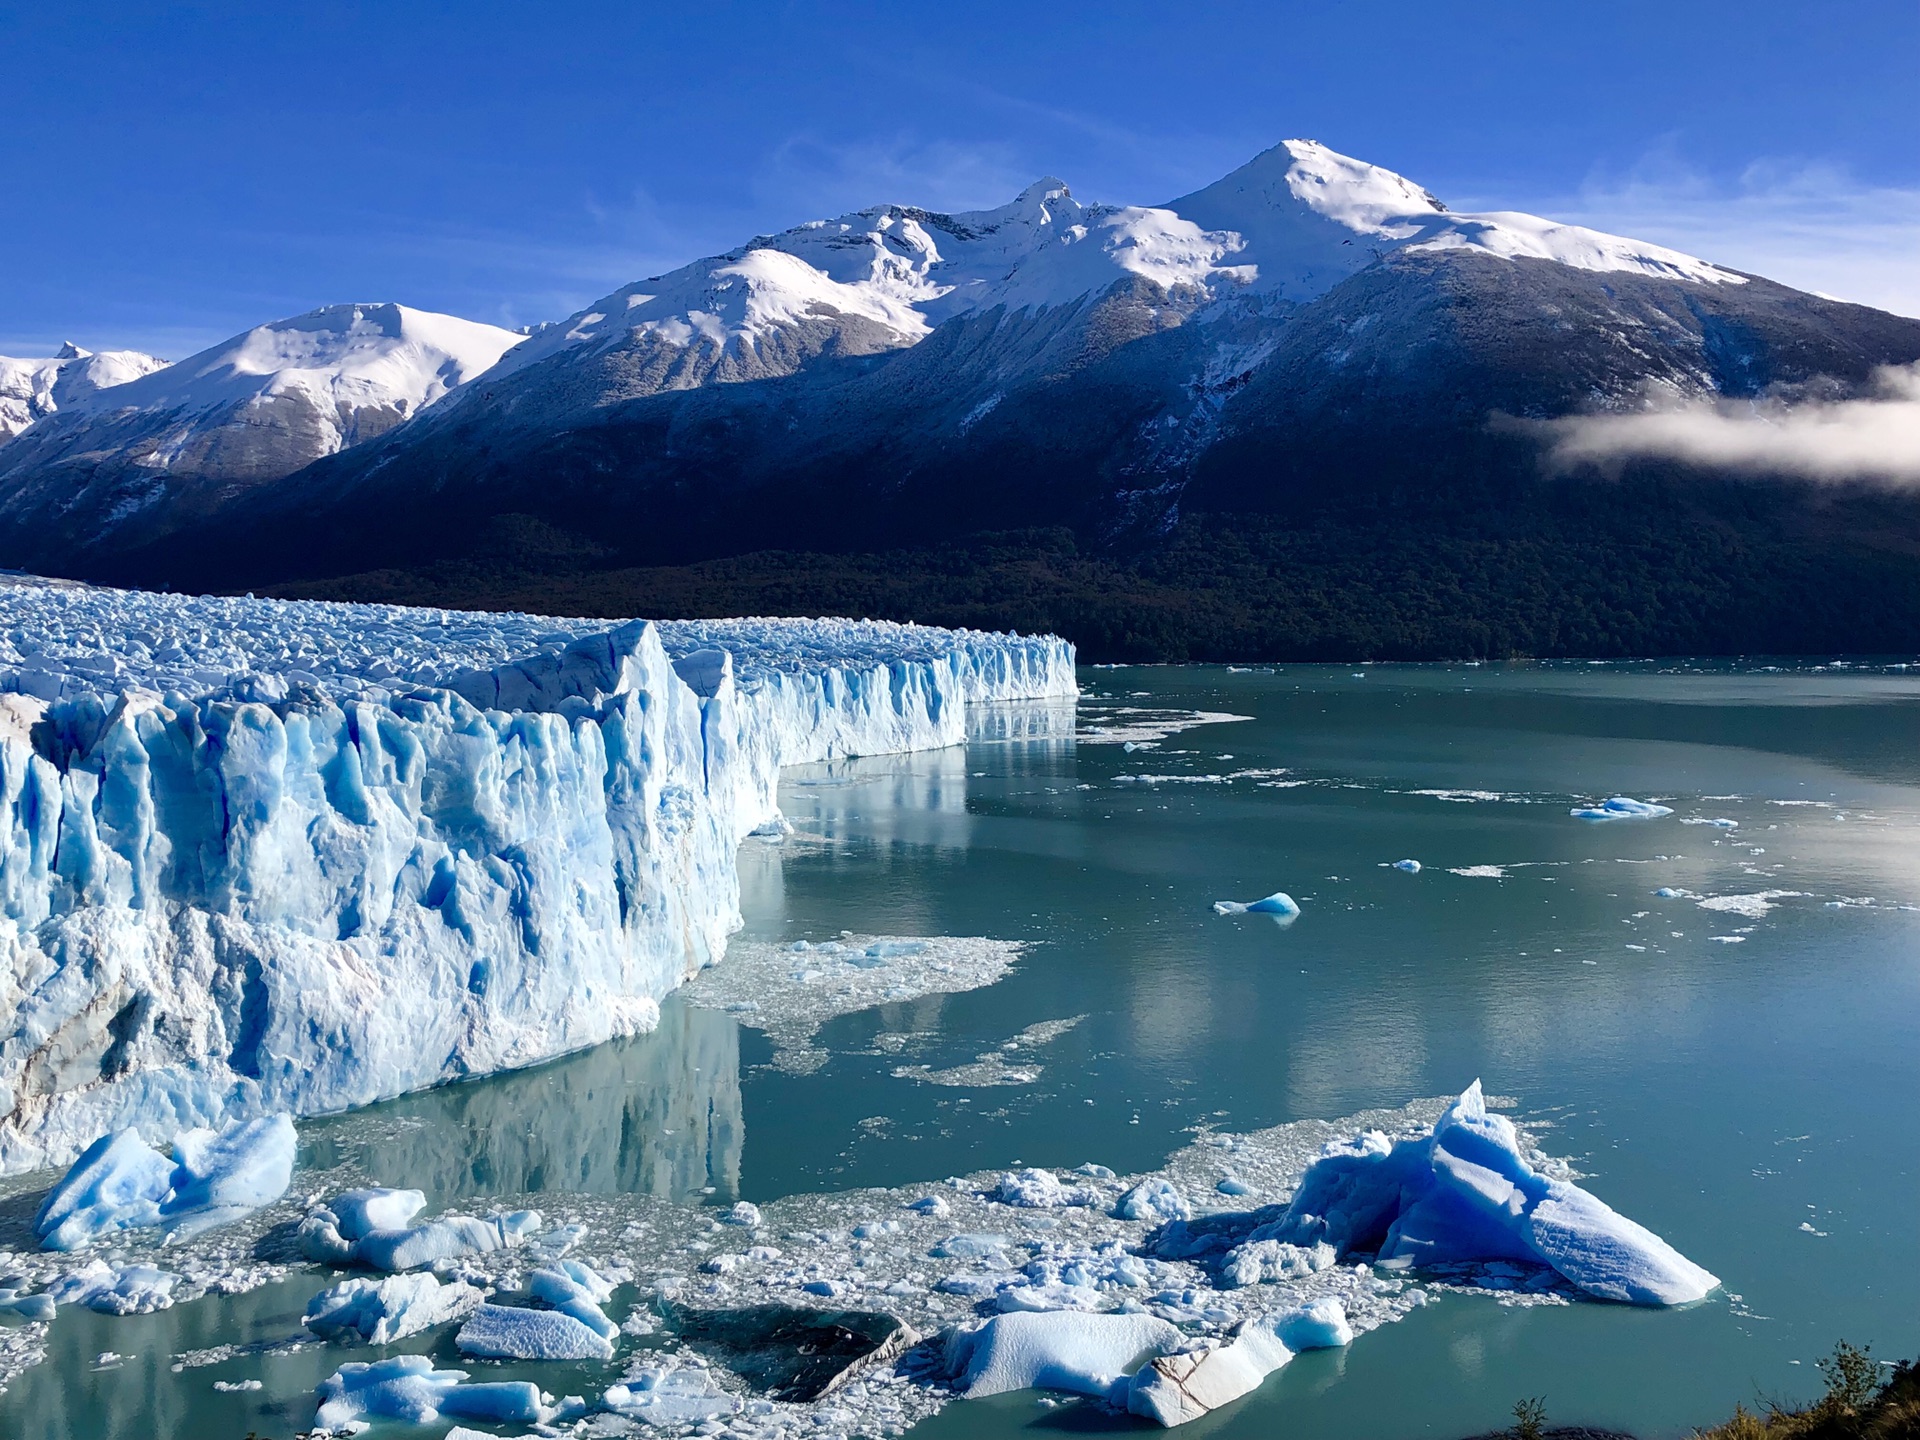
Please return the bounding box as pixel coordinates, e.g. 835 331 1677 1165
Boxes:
4 662 1918 1439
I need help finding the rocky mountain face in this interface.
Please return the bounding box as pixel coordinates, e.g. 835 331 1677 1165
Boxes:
7 142 1920 658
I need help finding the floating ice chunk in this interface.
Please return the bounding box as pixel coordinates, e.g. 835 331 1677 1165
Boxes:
1275 1296 1354 1350
1126 1298 1353 1427
34 1131 173 1250
0 1286 55 1321
1392 859 1422 873
722 1201 762 1227
313 1354 549 1431
1115 1179 1192 1223
158 1115 297 1241
456 1302 617 1361
1075 1163 1117 1179
604 1364 743 1425
946 1310 1181 1399
35 1115 294 1250
1211 892 1301 918
907 1195 951 1217
529 1260 620 1339
213 1379 263 1392
1570 797 1674 821
304 1273 483 1345
993 1170 1093 1208
327 1188 428 1240
1696 891 1803 919
1449 865 1507 878
1653 887 1696 899
1218 1238 1335 1288
337 1209 543 1272
1681 817 1739 828
45 1260 178 1315
1256 1082 1717 1305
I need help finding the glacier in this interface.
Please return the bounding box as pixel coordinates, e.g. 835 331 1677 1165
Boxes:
0 576 1074 1172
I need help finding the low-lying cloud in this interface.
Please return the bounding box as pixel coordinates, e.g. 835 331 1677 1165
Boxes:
1544 363 1920 485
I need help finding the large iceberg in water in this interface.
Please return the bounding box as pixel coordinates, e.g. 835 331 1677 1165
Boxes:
0 578 1074 1171
1156 1083 1717 1306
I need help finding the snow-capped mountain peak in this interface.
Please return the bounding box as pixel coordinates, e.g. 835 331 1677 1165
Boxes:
0 343 168 440
484 138 1742 395
80 302 524 421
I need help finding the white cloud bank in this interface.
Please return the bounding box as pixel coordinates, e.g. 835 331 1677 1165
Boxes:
1546 364 1920 484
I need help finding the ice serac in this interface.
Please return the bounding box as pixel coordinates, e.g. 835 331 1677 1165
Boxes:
0 580 1075 1172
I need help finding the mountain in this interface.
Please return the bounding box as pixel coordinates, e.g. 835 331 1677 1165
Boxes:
9 141 1920 659
0 303 523 562
0 342 168 439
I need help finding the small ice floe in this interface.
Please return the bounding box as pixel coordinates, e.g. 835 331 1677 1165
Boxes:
602 1363 742 1424
722 1201 762 1227
45 1261 178 1315
1448 865 1508 879
304 1273 483 1345
35 1115 296 1250
212 1379 263 1392
1211 893 1301 919
1653 887 1696 899
456 1301 616 1362
298 1190 541 1271
1390 859 1422 873
1217 1239 1336 1288
313 1354 557 1432
1571 797 1674 821
1681 817 1739 828
1695 890 1804 919
1709 935 1747 944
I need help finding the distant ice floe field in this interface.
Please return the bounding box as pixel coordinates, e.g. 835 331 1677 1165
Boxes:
0 574 1074 1173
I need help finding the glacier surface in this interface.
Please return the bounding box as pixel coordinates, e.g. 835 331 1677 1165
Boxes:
0 577 1074 1171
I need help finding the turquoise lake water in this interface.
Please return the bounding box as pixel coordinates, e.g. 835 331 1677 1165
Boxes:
3 662 1917 1438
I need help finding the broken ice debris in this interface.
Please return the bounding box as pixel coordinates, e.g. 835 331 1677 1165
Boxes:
35 1115 295 1250
1211 892 1301 918
44 1261 178 1315
1392 859 1422 873
1570 797 1674 821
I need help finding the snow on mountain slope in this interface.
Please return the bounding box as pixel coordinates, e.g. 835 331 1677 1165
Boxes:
0 576 1075 1171
66 302 524 442
477 140 1736 392
1168 140 1744 302
484 179 1248 386
0 343 168 440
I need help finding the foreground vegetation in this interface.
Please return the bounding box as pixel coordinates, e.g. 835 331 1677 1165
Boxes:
1694 1345 1920 1440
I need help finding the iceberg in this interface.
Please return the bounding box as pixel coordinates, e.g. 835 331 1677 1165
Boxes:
1209 1083 1717 1305
0 579 1073 1172
313 1354 551 1432
1570 797 1675 821
35 1115 294 1249
300 1201 543 1271
304 1273 483 1344
1126 1299 1352 1427
1212 892 1301 918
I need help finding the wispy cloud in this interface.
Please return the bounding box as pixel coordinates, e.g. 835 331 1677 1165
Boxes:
751 132 1035 219
1533 149 1920 319
1543 364 1920 485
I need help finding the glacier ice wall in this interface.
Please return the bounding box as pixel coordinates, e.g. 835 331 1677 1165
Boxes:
0 579 1074 1172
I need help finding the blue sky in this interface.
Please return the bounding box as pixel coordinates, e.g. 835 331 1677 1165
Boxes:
4 0 1917 355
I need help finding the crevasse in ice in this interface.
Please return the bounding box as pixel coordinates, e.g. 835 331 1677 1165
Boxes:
0 578 1074 1172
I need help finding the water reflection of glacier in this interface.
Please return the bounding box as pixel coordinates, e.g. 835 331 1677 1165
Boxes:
298 1000 743 1202
968 697 1078 745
